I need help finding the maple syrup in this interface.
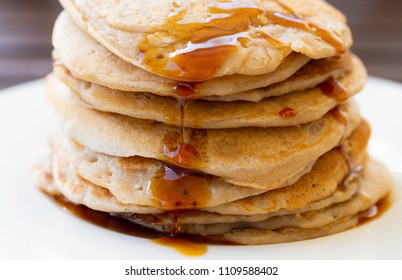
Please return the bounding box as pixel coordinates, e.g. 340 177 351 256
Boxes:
138 0 345 82
271 0 345 54
152 237 207 257
265 12 345 54
329 106 347 125
334 144 363 192
319 78 349 103
357 194 392 226
49 194 208 256
51 195 163 239
47 1 369 254
138 1 263 81
279 107 297 118
149 165 211 211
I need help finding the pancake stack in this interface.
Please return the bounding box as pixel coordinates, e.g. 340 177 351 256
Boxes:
34 0 392 245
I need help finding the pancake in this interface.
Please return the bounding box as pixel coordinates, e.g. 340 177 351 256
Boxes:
52 153 162 214
125 159 391 245
32 0 393 247
125 177 361 225
206 119 370 214
45 74 361 189
59 0 351 80
207 53 366 102
32 143 60 196
51 130 268 210
53 54 364 129
46 156 390 245
50 119 369 211
219 216 359 245
53 12 310 98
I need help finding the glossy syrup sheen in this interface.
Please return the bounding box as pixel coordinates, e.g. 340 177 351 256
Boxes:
152 237 207 257
265 12 345 54
334 144 363 191
357 194 392 226
138 0 345 82
279 107 297 118
329 106 347 125
270 0 345 54
138 1 263 82
149 165 212 210
319 78 350 103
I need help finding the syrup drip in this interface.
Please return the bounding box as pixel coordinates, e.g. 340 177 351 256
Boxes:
273 0 296 15
329 106 347 126
335 144 354 173
357 194 392 226
319 78 349 103
279 107 297 118
257 30 285 48
149 165 211 211
152 237 207 257
334 144 363 192
268 0 345 54
154 83 212 234
138 0 345 81
169 212 181 237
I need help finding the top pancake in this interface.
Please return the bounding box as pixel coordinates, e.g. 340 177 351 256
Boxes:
59 0 352 81
53 12 310 98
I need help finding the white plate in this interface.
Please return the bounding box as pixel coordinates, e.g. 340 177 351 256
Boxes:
0 77 401 260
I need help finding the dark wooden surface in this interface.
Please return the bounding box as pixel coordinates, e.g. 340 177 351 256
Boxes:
0 0 401 90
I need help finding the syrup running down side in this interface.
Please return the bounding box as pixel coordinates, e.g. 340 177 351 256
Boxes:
358 194 392 226
319 78 350 103
146 0 350 239
149 165 212 211
334 144 363 192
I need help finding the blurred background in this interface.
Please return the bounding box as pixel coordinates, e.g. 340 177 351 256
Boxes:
0 0 401 90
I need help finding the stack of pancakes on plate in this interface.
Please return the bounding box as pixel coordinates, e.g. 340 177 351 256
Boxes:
34 0 392 245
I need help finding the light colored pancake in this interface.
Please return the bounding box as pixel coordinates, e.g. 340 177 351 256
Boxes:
53 12 310 97
170 119 372 217
125 172 361 225
51 119 368 211
53 54 364 129
52 130 267 210
219 215 360 245
43 141 369 222
219 162 392 244
45 75 361 189
59 0 351 80
126 159 392 245
34 148 365 245
118 120 370 222
32 143 60 196
46 121 372 218
52 153 162 214
207 53 366 102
